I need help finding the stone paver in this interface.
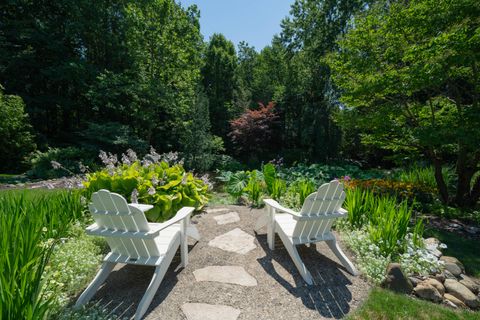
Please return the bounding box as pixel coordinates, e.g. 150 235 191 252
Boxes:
206 207 230 214
181 303 241 320
193 266 257 286
208 228 257 254
213 211 240 225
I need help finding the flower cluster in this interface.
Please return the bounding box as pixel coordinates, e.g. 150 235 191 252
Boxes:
341 228 390 285
340 228 444 285
343 178 436 203
399 235 445 276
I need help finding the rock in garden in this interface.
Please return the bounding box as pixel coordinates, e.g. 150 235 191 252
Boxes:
381 263 413 294
440 256 465 272
414 283 443 303
422 278 445 295
444 293 467 309
443 298 458 309
193 266 257 286
208 228 257 254
465 226 479 235
443 270 457 280
424 237 440 247
459 274 479 295
409 276 423 287
444 279 480 309
433 273 445 283
444 263 462 277
181 303 241 320
206 207 231 214
213 212 240 225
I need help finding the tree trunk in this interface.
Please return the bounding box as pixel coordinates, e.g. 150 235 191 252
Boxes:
432 157 449 204
467 174 480 207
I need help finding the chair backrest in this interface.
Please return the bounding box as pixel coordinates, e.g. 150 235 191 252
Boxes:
293 180 346 241
89 189 160 258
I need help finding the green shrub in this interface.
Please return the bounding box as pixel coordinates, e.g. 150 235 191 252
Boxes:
263 163 286 200
27 147 96 179
394 165 454 192
244 170 264 207
217 170 250 198
44 226 105 312
278 163 385 185
83 160 209 222
213 154 245 172
343 187 424 258
0 190 85 320
344 187 375 229
0 86 36 172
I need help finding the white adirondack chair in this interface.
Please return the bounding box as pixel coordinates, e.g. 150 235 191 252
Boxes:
255 180 358 285
75 189 195 319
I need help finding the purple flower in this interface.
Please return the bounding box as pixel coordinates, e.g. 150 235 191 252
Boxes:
344 175 351 181
131 189 139 203
148 187 156 195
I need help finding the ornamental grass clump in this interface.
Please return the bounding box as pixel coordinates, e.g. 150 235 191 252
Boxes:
339 185 438 283
83 148 210 222
0 190 85 320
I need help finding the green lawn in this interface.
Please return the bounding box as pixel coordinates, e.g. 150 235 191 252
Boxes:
348 288 479 320
424 228 480 278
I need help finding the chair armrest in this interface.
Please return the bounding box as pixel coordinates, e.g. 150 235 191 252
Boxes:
129 203 154 212
263 199 301 218
149 207 195 234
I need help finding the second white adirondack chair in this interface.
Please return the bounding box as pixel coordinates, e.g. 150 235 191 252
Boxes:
75 189 195 319
255 180 358 285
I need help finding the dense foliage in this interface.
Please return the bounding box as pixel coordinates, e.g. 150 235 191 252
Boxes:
329 0 480 207
0 190 85 319
0 86 35 172
83 150 210 222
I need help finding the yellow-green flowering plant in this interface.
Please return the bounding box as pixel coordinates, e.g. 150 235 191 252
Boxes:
83 149 210 222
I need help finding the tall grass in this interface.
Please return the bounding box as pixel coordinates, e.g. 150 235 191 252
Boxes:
344 188 423 257
0 190 85 319
395 165 454 191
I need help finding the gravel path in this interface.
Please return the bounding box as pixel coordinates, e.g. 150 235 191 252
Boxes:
90 205 371 319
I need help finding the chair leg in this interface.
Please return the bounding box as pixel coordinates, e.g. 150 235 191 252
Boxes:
75 261 116 308
326 237 358 276
135 238 179 320
181 221 188 268
278 232 313 285
134 264 169 320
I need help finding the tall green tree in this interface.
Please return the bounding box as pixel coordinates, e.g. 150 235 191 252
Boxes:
279 0 372 161
0 86 36 171
182 89 224 171
328 0 480 206
0 0 203 163
202 33 237 138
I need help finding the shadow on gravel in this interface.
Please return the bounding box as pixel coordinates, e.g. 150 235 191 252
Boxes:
255 233 353 319
75 247 191 319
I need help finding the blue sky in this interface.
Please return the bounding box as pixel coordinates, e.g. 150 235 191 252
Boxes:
178 0 294 51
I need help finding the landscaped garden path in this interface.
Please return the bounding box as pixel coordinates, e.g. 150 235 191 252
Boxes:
90 205 370 319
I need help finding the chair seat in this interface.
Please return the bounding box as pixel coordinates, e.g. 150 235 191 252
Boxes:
275 213 335 244
104 224 181 266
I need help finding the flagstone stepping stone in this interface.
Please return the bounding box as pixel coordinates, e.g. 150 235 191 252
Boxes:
208 228 257 254
193 266 257 286
181 303 241 320
206 207 230 214
213 211 240 225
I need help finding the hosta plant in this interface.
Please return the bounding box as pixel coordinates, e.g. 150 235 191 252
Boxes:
83 149 209 222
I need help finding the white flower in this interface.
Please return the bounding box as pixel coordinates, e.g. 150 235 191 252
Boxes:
51 161 62 170
148 187 156 196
